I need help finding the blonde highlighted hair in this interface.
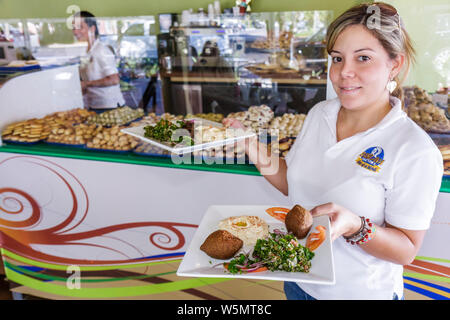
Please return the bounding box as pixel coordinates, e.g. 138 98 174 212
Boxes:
326 2 415 103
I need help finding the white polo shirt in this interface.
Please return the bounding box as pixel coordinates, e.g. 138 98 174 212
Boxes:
285 96 443 300
79 39 125 109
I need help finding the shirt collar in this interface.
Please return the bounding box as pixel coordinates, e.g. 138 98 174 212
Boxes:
375 96 405 130
323 96 405 135
322 98 341 137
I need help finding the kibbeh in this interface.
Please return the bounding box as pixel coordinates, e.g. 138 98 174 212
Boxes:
285 204 313 239
200 229 243 259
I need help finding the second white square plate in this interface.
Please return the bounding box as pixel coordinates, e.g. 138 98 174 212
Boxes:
121 118 256 155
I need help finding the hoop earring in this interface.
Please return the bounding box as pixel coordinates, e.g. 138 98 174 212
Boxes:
386 79 397 94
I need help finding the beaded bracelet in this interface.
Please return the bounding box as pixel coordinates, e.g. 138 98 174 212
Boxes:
343 216 376 245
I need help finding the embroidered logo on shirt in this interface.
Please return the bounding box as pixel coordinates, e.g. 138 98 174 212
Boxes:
355 146 385 172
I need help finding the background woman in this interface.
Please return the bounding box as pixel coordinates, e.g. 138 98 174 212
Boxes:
72 11 125 110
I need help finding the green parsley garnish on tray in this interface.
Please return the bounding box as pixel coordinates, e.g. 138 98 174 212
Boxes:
143 119 194 146
225 231 315 274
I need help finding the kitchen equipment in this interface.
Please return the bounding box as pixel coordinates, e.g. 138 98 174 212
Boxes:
0 41 17 65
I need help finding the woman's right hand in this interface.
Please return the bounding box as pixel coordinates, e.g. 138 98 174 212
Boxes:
222 118 258 152
222 119 288 194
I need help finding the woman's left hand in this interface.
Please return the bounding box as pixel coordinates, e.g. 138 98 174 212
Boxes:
310 202 362 241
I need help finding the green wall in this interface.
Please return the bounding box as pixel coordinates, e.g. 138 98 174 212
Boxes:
386 0 450 91
0 0 363 19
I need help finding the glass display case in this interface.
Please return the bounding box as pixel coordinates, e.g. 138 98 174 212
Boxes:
158 11 333 117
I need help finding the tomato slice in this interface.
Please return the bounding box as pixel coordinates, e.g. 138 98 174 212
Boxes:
306 225 326 251
265 207 290 222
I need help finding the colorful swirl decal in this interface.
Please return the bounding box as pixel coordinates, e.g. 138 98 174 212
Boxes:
0 155 198 266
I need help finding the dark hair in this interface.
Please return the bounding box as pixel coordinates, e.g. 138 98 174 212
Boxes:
76 11 99 38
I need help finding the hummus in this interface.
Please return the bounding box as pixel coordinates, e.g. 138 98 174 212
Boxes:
218 215 269 247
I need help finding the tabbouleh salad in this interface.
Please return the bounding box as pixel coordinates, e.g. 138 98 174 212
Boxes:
225 231 315 274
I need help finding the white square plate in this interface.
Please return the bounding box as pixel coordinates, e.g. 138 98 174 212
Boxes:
121 118 256 155
177 205 335 285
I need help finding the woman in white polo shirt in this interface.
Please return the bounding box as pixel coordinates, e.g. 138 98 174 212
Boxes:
224 2 443 300
72 11 125 110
